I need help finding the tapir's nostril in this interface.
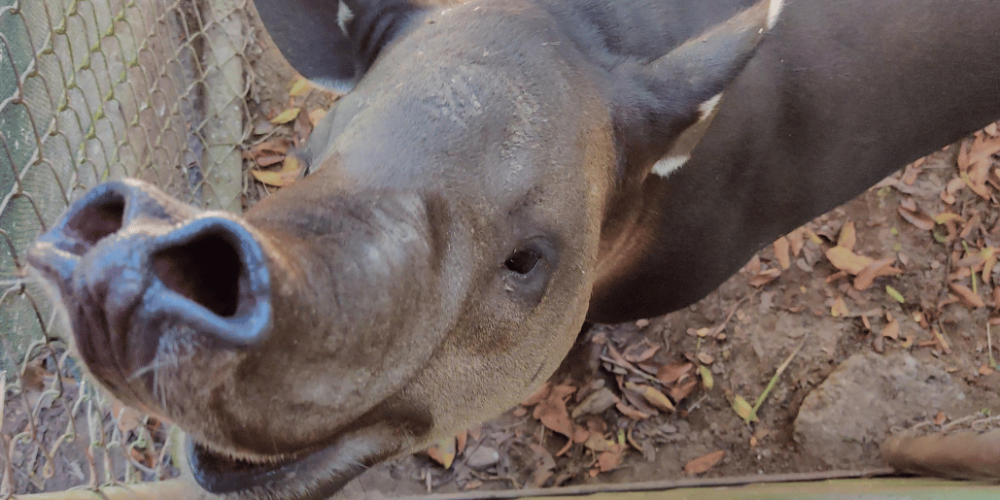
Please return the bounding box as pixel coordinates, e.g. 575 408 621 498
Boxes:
66 191 126 245
153 232 243 318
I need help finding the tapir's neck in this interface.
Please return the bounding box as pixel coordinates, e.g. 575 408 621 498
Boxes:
536 0 756 70
588 0 1000 323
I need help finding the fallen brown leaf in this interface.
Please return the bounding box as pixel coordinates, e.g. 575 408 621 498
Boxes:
854 257 903 291
882 319 900 340
522 382 551 406
112 399 143 434
934 412 947 426
426 436 457 469
787 230 805 257
684 450 725 475
533 384 577 440
830 297 849 317
898 206 935 231
625 382 675 412
251 168 300 187
838 221 857 251
270 107 302 124
623 339 661 364
774 237 791 270
597 444 625 472
949 282 985 309
615 402 651 420
571 388 619 418
669 378 698 402
657 362 693 385
308 108 328 127
749 268 781 287
826 246 874 275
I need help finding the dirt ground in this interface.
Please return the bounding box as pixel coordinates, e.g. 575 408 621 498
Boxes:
240 21 1000 500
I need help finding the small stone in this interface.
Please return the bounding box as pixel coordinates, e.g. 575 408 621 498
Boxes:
636 319 650 328
465 446 499 469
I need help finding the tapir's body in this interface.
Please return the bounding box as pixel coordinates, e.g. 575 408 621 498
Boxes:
25 0 1000 498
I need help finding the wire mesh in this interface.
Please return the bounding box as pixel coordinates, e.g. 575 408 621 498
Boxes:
0 0 250 494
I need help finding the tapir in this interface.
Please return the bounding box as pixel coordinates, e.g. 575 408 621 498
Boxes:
25 0 1000 498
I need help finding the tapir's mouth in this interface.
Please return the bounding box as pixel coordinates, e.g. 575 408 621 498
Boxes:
187 428 395 500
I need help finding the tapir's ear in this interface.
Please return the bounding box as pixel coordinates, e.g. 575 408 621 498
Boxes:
614 0 782 177
253 0 449 93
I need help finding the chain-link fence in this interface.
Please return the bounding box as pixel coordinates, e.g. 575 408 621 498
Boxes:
1 0 252 494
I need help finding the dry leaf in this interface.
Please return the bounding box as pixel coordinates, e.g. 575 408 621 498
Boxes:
289 77 312 97
853 257 903 291
112 399 142 434
254 154 285 168
583 433 615 452
787 230 805 256
250 138 291 156
882 319 899 340
271 107 302 124
522 382 551 406
684 450 725 475
898 206 935 231
826 246 874 275
838 221 857 251
623 339 661 363
571 388 619 418
698 364 714 390
749 268 781 287
980 365 995 376
949 283 985 309
657 362 693 385
426 436 456 469
830 297 849 317
934 412 947 426
251 168 300 187
615 402 651 420
308 108 328 127
773 237 791 270
932 328 953 355
669 378 698 402
732 395 757 422
625 382 675 412
533 384 577 440
935 212 963 225
597 444 625 472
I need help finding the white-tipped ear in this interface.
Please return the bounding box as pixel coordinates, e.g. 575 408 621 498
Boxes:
767 0 784 29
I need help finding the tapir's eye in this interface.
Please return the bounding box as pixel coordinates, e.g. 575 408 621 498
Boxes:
504 249 542 274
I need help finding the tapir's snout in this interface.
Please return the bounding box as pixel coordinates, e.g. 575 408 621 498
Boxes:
28 180 271 408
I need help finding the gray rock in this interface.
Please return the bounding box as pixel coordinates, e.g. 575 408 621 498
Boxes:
465 446 499 469
794 351 967 468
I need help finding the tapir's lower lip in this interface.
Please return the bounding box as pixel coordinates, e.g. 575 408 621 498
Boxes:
187 432 389 499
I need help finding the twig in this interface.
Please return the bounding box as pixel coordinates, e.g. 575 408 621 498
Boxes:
750 332 811 421
708 295 751 338
989 323 996 368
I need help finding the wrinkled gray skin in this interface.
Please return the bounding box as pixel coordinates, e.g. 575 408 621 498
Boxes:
26 0 1000 498
29 1 774 497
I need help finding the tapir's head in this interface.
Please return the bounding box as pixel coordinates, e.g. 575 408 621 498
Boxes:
28 0 780 498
